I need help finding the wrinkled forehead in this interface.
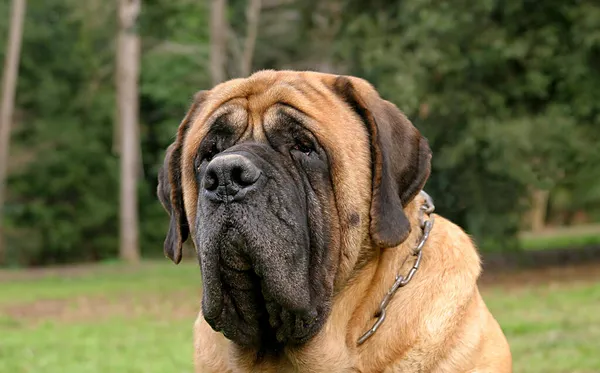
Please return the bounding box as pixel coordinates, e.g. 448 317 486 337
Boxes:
182 73 369 161
179 73 373 227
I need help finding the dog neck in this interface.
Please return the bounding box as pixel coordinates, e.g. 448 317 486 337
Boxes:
357 192 434 345
276 194 435 370
223 193 482 372
225 196 430 371
345 193 432 335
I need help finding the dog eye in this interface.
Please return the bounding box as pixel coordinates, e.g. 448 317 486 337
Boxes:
291 142 313 156
197 145 218 171
206 143 221 161
204 150 216 163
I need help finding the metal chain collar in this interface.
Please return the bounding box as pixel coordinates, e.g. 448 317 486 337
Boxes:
357 190 435 345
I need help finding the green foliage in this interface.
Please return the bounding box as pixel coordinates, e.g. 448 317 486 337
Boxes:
2 0 211 265
1 0 599 265
335 0 600 251
3 1 118 265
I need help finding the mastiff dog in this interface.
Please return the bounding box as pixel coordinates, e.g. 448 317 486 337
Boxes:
157 70 512 372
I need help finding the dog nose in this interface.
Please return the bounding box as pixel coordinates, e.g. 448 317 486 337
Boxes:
203 154 261 202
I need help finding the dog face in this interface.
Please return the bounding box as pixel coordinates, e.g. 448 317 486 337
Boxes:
157 71 431 350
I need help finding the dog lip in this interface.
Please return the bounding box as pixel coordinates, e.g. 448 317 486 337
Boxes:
202 265 322 347
204 293 263 347
202 292 224 321
196 185 326 348
219 265 256 291
220 257 252 272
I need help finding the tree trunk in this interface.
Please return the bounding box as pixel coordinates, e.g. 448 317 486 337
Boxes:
117 0 141 264
529 189 550 232
0 0 26 264
210 0 227 85
240 0 261 77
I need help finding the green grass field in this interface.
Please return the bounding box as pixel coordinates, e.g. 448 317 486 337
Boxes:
1 261 599 373
520 224 600 251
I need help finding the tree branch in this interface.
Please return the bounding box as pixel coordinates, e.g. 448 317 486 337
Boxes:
210 0 228 85
240 0 262 77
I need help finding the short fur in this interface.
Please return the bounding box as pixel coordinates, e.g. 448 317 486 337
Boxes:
157 70 512 372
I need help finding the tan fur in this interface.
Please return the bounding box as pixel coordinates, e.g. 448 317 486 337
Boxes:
178 71 511 372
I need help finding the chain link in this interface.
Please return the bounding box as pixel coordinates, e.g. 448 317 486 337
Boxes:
357 190 435 345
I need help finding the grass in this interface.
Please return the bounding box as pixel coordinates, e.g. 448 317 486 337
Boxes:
0 318 194 373
0 261 200 304
520 232 600 251
485 280 600 373
1 261 599 373
0 261 201 373
519 223 600 251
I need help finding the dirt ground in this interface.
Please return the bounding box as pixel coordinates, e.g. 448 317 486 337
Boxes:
1 291 200 324
478 262 600 287
3 260 600 286
0 262 158 282
2 262 600 287
2 261 600 324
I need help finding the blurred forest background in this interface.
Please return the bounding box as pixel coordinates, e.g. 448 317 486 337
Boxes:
0 0 599 267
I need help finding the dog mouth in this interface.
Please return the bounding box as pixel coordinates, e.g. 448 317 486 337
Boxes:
199 226 321 348
204 261 321 348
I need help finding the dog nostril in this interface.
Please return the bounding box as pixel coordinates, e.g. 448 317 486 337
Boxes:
231 165 258 187
231 166 243 187
203 154 261 201
203 169 218 191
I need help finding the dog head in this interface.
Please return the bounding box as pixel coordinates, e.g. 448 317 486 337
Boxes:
157 71 431 350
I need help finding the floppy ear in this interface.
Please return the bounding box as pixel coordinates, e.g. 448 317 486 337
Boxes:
332 77 432 248
157 91 207 264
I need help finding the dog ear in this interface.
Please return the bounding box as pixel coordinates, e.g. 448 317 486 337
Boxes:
332 77 432 248
157 91 207 264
